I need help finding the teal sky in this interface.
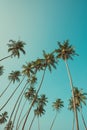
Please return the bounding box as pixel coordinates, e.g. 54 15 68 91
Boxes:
0 0 87 130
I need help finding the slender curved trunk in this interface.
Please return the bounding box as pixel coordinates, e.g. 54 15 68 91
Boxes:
22 68 46 130
17 110 28 130
0 81 12 97
0 54 12 62
16 100 27 130
65 60 79 130
9 81 28 127
29 114 36 130
72 112 75 130
38 117 40 130
50 111 58 130
80 107 87 130
0 76 25 111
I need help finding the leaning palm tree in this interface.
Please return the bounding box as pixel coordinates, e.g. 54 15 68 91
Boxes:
29 94 47 130
0 74 25 111
16 83 37 130
0 71 21 97
0 65 4 76
0 39 26 62
4 121 13 130
55 40 79 130
22 53 57 129
69 87 87 130
0 112 8 124
50 98 64 130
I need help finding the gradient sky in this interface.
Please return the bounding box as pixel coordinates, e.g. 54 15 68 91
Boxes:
0 0 87 130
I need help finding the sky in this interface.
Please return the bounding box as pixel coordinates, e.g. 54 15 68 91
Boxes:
0 0 87 130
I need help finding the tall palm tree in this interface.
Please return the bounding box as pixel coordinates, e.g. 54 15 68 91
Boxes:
29 94 47 130
43 50 57 72
69 87 87 130
55 40 79 130
50 98 64 130
0 75 25 111
4 121 13 130
0 112 8 124
0 71 21 97
0 65 4 76
0 39 26 62
22 51 57 129
16 86 37 130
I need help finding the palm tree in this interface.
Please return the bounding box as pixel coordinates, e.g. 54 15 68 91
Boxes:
29 94 47 130
16 86 37 130
50 98 64 130
0 75 25 111
22 62 35 77
69 87 87 130
0 71 21 97
0 112 8 124
55 40 79 130
22 51 57 129
0 65 4 76
0 39 26 62
43 50 57 72
4 121 13 130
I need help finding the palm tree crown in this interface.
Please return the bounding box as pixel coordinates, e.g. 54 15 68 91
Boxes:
52 98 64 111
0 112 8 124
7 39 26 58
8 70 21 83
55 40 78 60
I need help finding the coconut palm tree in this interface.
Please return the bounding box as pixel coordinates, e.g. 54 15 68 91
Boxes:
69 87 87 130
0 75 25 111
16 86 37 130
43 50 57 72
55 40 79 130
22 51 57 129
0 71 21 97
0 39 26 62
4 121 13 130
0 112 8 124
50 98 64 130
22 62 35 77
0 65 4 76
29 94 47 130
34 105 45 130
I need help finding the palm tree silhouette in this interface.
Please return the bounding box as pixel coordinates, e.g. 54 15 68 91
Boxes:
22 52 57 129
69 87 87 130
55 40 79 130
29 94 47 130
0 39 26 62
50 98 64 130
0 112 8 124
0 70 21 97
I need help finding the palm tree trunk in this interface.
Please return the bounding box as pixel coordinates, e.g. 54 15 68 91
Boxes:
65 60 79 130
50 111 58 130
0 76 25 111
9 81 28 126
16 100 27 130
0 81 12 97
38 117 40 130
22 68 46 130
29 114 36 130
72 112 75 130
80 107 87 130
17 110 28 130
0 54 12 62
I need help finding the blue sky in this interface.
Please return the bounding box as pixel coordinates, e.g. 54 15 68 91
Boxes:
0 0 87 130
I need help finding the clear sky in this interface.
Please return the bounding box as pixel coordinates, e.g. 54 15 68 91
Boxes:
0 0 87 130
